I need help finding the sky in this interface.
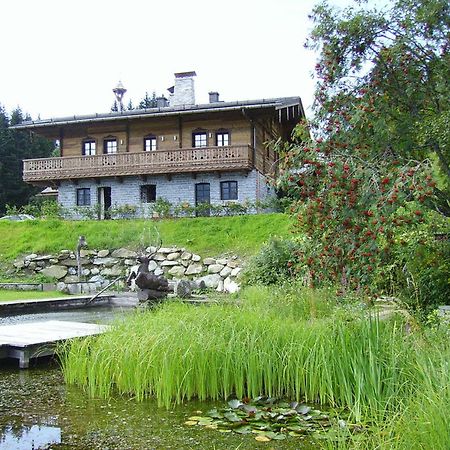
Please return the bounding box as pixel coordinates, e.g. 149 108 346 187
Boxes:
0 0 387 120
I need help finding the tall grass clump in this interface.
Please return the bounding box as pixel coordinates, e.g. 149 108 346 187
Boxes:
59 286 430 423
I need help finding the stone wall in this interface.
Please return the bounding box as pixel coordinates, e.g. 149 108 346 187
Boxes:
13 247 243 294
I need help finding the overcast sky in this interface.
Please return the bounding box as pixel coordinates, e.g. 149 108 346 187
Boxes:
1 0 386 120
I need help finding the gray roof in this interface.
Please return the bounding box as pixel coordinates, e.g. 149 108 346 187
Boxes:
11 97 303 130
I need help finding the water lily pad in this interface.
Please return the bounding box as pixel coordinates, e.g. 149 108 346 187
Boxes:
255 435 271 442
184 420 197 426
297 405 311 415
223 411 242 422
206 408 224 419
188 416 204 421
235 425 252 435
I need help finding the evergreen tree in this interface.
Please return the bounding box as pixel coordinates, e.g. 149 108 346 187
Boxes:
138 91 157 109
111 100 119 112
126 99 134 111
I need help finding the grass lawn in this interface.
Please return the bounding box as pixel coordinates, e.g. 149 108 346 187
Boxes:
0 213 292 262
0 290 68 302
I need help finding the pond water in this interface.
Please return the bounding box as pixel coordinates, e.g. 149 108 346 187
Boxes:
0 307 318 449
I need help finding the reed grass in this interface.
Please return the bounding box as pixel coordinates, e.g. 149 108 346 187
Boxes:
59 285 430 425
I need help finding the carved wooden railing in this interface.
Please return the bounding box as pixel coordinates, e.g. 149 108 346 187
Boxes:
23 145 254 182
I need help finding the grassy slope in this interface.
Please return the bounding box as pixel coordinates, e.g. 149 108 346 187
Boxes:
0 213 292 261
0 290 69 302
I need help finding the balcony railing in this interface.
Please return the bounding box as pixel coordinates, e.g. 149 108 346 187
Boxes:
23 145 254 182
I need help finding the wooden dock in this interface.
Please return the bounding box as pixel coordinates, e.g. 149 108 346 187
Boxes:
0 320 108 368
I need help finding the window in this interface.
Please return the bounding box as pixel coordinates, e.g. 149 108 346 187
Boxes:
220 181 238 200
144 135 157 151
82 140 96 156
103 138 117 154
76 188 91 206
192 131 207 148
216 130 230 146
140 184 156 203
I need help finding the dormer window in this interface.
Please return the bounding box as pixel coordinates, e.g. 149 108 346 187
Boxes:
192 130 207 148
216 130 230 147
103 138 117 154
144 135 157 151
82 139 96 156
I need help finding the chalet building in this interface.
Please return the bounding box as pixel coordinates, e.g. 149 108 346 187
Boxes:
13 72 304 219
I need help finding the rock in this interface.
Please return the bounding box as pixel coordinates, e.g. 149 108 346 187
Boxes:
89 275 105 283
159 247 178 254
49 258 59 264
227 260 239 268
41 265 68 280
180 260 190 268
60 258 89 267
191 254 201 262
208 264 224 274
220 266 233 278
217 258 229 266
80 249 95 258
111 248 137 259
82 268 91 276
161 260 180 267
124 259 136 266
33 255 53 261
56 282 67 292
180 252 192 260
64 275 80 283
175 280 192 298
59 250 70 256
148 260 158 271
167 252 181 261
13 260 25 269
231 267 242 277
91 268 100 275
154 267 164 276
216 279 224 292
204 258 216 265
97 249 110 258
224 277 240 294
25 253 38 260
152 254 166 261
93 257 118 267
28 262 37 270
101 266 123 277
168 266 186 277
146 246 158 254
185 263 203 275
196 274 222 289
68 267 77 275
66 283 82 295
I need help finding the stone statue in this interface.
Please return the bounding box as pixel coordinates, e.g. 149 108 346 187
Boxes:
127 255 169 303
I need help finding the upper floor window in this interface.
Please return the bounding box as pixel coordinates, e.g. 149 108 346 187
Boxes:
82 139 96 156
76 188 91 206
220 181 238 200
216 130 230 147
192 131 207 148
140 184 156 203
103 138 117 154
144 135 157 151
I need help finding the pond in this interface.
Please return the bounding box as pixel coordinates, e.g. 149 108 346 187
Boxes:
0 307 319 449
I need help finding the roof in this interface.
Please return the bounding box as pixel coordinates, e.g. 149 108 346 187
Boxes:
10 96 303 130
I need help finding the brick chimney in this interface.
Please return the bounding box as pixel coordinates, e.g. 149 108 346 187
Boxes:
209 92 220 103
168 71 196 106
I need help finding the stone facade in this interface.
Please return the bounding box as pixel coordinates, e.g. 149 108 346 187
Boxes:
59 169 275 219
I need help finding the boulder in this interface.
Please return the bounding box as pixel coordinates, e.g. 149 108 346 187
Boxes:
175 280 192 298
196 274 222 289
49 258 59 264
227 260 240 269
208 264 224 274
159 247 178 254
152 254 166 261
191 254 201 262
145 246 158 254
148 260 158 272
231 267 242 277
111 248 137 259
80 249 95 258
217 258 229 266
203 258 216 265
33 255 53 261
219 266 233 278
61 258 89 267
93 257 118 267
161 260 180 267
185 263 203 276
154 267 164 276
180 252 192 260
167 252 181 261
224 277 240 294
216 279 224 292
168 266 186 277
90 268 100 275
25 253 38 260
124 259 136 266
97 249 110 258
41 265 67 280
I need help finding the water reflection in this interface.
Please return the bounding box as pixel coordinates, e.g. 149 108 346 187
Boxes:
0 424 61 450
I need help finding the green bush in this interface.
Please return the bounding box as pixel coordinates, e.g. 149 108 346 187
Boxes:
242 237 300 285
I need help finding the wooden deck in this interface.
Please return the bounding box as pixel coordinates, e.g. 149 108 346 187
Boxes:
0 320 108 368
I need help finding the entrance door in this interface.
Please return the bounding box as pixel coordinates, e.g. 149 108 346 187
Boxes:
97 187 112 220
195 183 210 217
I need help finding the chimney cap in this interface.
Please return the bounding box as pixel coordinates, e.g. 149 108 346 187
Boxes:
174 71 197 78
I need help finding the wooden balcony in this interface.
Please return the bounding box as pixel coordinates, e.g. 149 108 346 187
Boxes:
23 145 254 182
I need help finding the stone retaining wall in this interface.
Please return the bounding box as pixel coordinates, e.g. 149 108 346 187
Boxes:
12 247 243 294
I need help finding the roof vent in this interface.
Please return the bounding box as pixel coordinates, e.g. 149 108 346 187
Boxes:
209 92 220 103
